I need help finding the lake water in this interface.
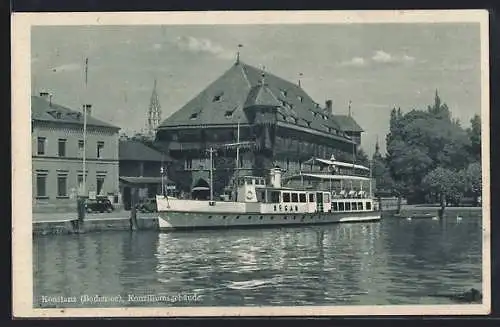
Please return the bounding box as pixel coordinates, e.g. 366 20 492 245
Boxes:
33 213 483 307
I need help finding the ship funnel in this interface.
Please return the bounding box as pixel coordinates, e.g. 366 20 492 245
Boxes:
270 167 282 188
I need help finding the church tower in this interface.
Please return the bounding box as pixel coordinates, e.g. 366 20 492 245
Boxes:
147 78 162 137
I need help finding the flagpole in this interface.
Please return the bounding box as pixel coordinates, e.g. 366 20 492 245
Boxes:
235 121 240 201
369 159 373 198
161 154 165 196
209 147 214 202
82 57 88 197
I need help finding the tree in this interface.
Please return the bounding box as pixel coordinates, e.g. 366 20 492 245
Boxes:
427 89 451 121
371 139 394 195
385 92 472 204
356 148 370 167
467 114 481 161
462 161 482 206
422 167 465 217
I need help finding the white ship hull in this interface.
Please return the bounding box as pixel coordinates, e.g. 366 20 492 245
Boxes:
157 211 380 230
156 197 381 230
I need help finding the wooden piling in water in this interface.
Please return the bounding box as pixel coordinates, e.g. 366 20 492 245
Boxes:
130 187 138 231
74 197 86 233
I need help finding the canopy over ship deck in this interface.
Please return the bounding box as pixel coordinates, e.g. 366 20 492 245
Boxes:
302 156 370 171
286 173 371 181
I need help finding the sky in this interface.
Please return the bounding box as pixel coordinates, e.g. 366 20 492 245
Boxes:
31 23 482 156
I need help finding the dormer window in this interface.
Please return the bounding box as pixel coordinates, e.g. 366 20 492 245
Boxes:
224 110 233 118
312 112 316 117
212 92 224 102
190 112 199 120
280 89 288 97
297 95 303 102
323 115 328 120
307 121 311 127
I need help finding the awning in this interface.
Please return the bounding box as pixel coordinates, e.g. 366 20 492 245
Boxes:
303 157 369 171
285 173 371 181
192 186 210 191
119 176 175 185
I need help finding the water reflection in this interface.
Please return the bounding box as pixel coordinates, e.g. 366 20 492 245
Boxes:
34 214 482 307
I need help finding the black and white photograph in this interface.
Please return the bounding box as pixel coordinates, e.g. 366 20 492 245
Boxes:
12 10 490 317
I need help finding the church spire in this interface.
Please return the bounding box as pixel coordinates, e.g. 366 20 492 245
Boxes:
236 44 243 64
147 78 162 136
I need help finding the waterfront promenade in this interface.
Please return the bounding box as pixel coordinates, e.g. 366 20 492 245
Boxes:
33 210 158 235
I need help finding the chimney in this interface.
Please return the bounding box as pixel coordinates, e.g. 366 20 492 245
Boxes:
325 100 333 113
269 167 282 188
83 104 92 116
39 92 49 100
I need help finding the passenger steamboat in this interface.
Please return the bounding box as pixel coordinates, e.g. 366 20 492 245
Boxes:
156 151 381 230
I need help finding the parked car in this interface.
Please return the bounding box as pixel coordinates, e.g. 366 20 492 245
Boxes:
136 198 157 213
85 197 114 213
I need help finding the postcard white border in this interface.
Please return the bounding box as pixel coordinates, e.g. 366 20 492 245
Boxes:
12 10 491 317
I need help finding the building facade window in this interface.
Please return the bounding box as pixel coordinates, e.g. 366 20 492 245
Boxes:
77 174 83 192
78 140 84 157
36 173 47 198
58 139 66 157
97 175 105 195
57 174 68 197
185 159 193 170
97 141 104 159
37 137 46 155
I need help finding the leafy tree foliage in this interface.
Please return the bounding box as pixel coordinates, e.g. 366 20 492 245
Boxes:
467 114 481 162
385 91 480 205
371 140 394 195
356 148 370 167
422 167 466 209
462 161 482 206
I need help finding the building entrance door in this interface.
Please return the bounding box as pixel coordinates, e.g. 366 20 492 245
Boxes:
123 186 132 210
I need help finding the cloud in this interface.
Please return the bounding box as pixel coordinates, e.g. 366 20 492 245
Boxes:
402 54 416 62
340 57 366 67
153 43 162 50
339 51 416 68
50 63 81 73
372 50 415 64
173 36 233 59
372 50 393 63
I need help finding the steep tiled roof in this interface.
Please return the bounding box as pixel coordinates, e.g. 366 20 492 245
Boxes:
31 96 119 129
159 62 352 137
119 140 172 162
333 115 364 132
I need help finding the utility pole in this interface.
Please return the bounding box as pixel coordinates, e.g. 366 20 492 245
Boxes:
82 57 89 197
207 147 217 202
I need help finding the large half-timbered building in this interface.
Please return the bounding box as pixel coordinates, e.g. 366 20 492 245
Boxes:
155 60 364 198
